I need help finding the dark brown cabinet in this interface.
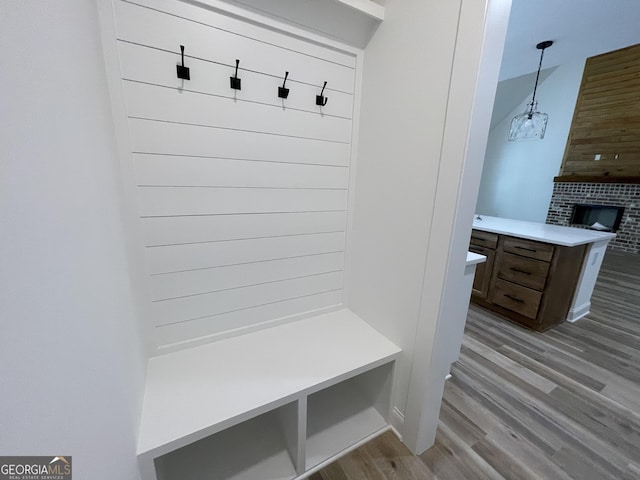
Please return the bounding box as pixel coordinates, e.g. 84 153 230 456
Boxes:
469 229 587 331
469 230 497 299
469 245 495 299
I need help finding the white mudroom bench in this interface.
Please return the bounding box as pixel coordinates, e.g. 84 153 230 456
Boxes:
137 308 401 480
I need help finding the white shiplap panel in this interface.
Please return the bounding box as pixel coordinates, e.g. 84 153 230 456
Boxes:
153 271 343 326
122 81 351 144
134 154 350 189
114 0 355 93
155 290 343 349
137 187 348 217
140 211 347 246
112 0 357 348
128 118 351 166
150 252 345 300
146 232 346 274
120 0 356 69
127 0 356 68
117 41 354 119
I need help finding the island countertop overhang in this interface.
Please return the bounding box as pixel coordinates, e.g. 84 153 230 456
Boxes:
472 214 616 247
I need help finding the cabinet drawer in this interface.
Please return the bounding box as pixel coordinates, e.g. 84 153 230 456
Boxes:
503 237 554 262
491 279 542 320
497 252 550 291
470 230 498 249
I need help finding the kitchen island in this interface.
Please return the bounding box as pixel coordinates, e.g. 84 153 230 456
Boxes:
469 215 615 331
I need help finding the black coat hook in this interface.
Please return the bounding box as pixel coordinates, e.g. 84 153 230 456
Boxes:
176 45 190 80
278 71 290 99
230 59 241 90
316 81 328 106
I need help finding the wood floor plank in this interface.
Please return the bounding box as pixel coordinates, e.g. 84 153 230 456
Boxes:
578 317 640 352
420 443 470 480
429 421 505 480
496 343 640 433
471 438 539 480
310 462 349 480
455 348 633 477
466 311 608 391
462 334 558 393
499 342 640 419
480 420 575 480
451 361 565 456
363 431 435 480
441 380 505 435
552 323 638 362
438 398 486 447
624 463 640 480
551 446 619 480
334 446 388 480
313 250 640 479
548 386 640 449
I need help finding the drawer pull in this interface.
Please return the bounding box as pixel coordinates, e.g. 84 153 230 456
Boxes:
505 294 524 303
509 267 531 275
515 246 537 253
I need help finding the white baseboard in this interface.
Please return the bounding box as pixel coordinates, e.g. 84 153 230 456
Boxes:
567 302 590 323
390 406 404 437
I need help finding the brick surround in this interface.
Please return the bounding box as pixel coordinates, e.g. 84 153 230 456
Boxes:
546 182 640 253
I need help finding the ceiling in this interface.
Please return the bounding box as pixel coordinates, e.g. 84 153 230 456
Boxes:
499 0 640 81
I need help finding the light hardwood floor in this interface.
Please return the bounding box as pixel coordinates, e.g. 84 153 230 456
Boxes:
311 250 640 479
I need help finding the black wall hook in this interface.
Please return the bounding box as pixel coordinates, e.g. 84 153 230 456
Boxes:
176 45 190 80
278 71 290 99
230 59 241 90
316 81 328 106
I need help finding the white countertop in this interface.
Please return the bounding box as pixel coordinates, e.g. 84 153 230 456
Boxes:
472 214 616 247
466 251 487 266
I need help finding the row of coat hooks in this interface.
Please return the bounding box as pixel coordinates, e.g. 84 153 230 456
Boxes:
176 45 329 106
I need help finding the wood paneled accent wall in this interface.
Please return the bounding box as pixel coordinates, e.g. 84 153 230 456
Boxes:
557 43 640 182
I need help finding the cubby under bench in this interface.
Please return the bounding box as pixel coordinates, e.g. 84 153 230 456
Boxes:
137 309 401 480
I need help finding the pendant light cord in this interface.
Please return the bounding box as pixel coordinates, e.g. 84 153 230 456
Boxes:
529 44 550 118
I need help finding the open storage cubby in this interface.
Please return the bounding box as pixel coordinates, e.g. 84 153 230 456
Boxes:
151 363 395 480
306 363 394 469
136 309 401 480
155 402 300 480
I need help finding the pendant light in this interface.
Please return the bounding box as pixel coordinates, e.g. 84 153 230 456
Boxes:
508 40 553 141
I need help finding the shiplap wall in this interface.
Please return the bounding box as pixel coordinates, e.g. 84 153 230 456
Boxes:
112 0 357 351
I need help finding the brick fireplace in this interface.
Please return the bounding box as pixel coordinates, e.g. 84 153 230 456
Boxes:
547 182 640 253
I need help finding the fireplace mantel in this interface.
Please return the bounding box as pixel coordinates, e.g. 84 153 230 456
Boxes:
554 176 640 184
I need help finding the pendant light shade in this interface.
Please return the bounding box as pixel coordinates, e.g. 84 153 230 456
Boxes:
509 40 553 141
508 102 548 140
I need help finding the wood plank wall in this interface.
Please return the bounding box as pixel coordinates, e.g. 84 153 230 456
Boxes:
112 0 356 351
558 42 640 181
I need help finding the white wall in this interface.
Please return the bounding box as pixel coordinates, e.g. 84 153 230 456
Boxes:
347 0 509 452
403 0 510 452
0 2 145 479
347 0 462 431
476 60 585 222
